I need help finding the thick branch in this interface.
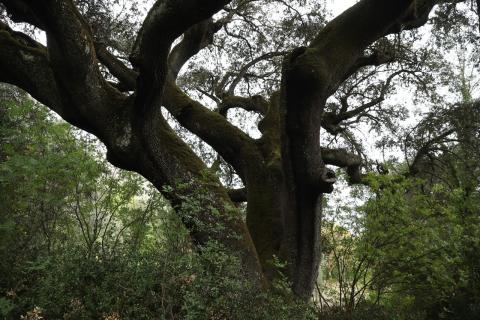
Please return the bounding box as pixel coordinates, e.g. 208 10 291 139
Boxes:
311 0 414 69
227 188 247 202
343 49 396 82
321 147 363 184
163 82 258 180
0 22 68 120
218 95 269 116
294 0 444 94
95 42 137 91
1 0 264 286
168 18 222 80
10 0 127 138
0 0 44 28
130 0 231 112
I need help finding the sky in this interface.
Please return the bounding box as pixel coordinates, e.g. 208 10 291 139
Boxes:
328 0 357 16
30 0 359 49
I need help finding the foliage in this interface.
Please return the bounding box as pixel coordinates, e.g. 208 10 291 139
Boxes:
317 169 480 320
0 95 312 319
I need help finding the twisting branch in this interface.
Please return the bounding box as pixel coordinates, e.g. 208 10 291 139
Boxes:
130 0 231 112
218 95 270 116
321 147 363 184
162 82 258 181
0 21 64 116
95 42 137 91
1 1 266 281
168 18 223 80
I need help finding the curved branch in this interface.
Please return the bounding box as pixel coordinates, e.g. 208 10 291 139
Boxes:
225 51 287 96
408 128 455 176
95 42 137 91
321 147 363 184
5 0 127 136
218 95 269 116
295 0 447 93
0 21 84 125
1 0 264 283
163 82 258 180
130 0 231 113
168 18 223 80
343 48 396 82
322 69 414 133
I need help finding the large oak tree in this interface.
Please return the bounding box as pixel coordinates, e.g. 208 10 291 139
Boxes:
0 0 477 297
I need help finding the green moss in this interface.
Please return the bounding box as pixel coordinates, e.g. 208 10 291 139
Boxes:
0 34 47 60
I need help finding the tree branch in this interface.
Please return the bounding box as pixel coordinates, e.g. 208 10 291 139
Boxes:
343 48 396 82
0 0 44 28
95 42 137 91
292 0 445 95
408 128 455 176
225 51 287 96
322 69 413 133
227 187 247 202
130 0 231 113
321 147 363 184
1 0 265 283
163 82 258 180
218 95 269 116
0 21 68 120
168 18 223 80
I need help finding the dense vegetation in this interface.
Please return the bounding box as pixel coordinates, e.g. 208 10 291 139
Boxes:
0 93 315 319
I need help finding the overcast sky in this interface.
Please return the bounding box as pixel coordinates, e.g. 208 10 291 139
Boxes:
328 0 357 16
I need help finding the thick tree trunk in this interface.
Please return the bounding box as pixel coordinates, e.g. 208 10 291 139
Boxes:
244 147 325 298
243 71 330 296
245 166 319 297
279 51 329 297
246 0 424 296
106 98 266 287
245 168 289 278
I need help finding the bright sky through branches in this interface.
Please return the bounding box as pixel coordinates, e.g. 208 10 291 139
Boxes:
328 0 357 16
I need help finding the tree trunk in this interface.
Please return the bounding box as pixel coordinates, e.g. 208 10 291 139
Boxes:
241 69 331 296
